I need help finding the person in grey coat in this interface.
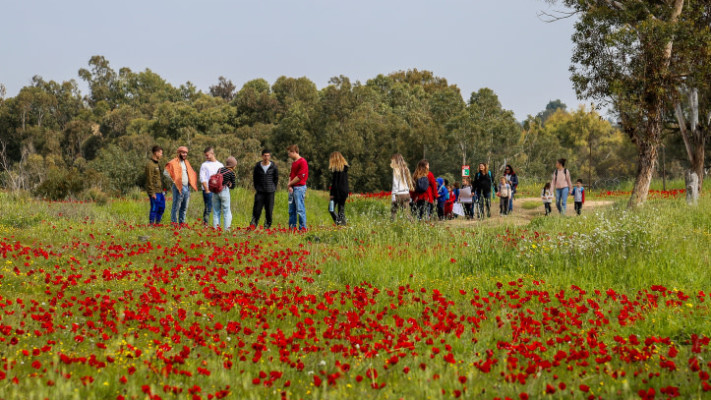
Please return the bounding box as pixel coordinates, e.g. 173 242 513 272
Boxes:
250 149 279 229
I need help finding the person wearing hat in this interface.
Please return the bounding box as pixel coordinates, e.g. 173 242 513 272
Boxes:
212 156 238 230
164 146 198 224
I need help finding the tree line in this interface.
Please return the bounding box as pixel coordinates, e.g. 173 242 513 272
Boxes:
0 53 695 202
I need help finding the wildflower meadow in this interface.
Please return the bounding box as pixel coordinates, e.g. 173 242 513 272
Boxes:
0 183 709 400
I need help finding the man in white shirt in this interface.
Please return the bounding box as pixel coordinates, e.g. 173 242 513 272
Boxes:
199 147 224 225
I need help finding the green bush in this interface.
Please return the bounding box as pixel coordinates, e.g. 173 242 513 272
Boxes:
33 167 84 200
78 187 109 205
89 144 145 195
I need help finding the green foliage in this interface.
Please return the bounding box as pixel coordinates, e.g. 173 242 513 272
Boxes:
519 106 636 182
33 167 84 200
78 187 109 205
89 144 146 195
536 99 566 125
1 55 698 198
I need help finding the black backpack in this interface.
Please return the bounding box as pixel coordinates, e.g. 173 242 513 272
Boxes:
414 176 430 193
554 168 568 184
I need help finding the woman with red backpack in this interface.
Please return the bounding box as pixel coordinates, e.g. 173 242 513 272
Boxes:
211 156 237 230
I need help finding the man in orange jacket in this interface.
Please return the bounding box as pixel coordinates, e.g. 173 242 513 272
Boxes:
163 146 198 224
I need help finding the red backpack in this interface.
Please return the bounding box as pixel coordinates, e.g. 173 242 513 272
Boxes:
208 170 227 193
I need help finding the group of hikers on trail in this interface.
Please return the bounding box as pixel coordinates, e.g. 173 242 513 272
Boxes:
144 145 586 230
390 155 585 221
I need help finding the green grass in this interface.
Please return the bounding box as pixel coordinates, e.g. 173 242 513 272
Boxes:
0 186 709 399
519 200 540 210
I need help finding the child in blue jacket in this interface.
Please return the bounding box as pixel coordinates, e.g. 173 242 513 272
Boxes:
436 178 449 220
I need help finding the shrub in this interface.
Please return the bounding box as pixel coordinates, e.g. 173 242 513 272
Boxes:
89 144 145 195
78 187 109 206
33 167 84 200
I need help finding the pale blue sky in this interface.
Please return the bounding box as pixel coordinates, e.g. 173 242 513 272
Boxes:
0 0 579 120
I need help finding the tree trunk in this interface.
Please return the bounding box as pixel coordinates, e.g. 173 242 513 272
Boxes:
628 135 659 208
686 170 700 205
459 141 466 166
674 91 706 193
690 135 705 192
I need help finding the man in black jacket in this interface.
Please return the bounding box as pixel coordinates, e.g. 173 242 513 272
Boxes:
250 149 279 229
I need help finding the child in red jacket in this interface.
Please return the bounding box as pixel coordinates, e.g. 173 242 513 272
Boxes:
444 181 455 219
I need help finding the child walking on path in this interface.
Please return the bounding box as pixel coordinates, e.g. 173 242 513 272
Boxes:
444 182 455 219
572 179 585 215
541 182 554 216
497 177 511 216
459 177 475 219
436 178 449 220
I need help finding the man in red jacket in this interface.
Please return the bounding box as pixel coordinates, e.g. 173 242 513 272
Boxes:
287 144 308 231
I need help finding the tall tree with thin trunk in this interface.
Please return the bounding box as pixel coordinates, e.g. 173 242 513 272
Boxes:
552 0 686 208
673 86 708 192
669 2 711 192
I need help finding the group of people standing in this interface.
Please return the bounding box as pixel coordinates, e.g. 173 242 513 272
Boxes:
144 144 351 231
389 155 519 221
145 146 585 230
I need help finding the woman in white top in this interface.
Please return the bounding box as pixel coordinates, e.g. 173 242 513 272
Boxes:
390 153 414 220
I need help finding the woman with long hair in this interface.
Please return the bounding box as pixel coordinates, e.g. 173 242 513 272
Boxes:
473 163 493 218
390 154 414 220
328 151 349 225
504 164 518 213
411 159 438 220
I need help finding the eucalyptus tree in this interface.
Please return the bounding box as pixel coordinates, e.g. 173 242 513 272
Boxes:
551 0 687 207
670 1 711 192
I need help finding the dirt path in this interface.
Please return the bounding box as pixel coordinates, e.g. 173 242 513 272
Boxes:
444 197 615 227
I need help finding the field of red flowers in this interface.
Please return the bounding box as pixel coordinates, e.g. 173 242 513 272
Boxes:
0 189 709 399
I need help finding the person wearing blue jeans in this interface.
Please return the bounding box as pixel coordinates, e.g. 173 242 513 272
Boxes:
288 185 307 230
171 185 191 224
287 145 309 231
164 146 198 225
149 193 166 224
555 187 569 214
145 145 166 225
199 147 223 225
550 158 573 215
504 165 518 213
211 157 237 230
